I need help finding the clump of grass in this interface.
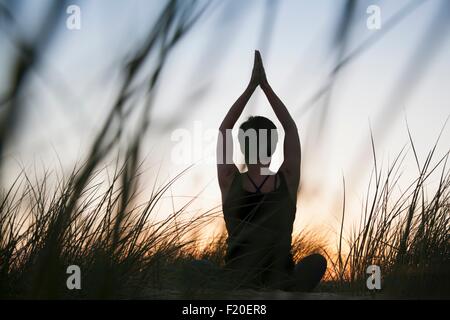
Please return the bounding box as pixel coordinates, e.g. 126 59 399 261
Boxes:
330 130 450 298
0 161 220 299
0 0 216 300
291 230 328 264
1 132 448 299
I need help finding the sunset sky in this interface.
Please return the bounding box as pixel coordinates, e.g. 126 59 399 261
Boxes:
1 0 449 246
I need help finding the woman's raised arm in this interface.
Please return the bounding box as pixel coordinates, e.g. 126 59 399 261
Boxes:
217 52 260 191
257 51 301 191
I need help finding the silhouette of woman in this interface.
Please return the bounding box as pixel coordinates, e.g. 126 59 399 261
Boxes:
217 51 327 291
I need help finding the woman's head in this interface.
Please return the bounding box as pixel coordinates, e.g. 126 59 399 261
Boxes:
238 116 278 165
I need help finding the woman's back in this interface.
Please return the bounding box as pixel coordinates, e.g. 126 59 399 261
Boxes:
223 171 296 288
217 51 326 292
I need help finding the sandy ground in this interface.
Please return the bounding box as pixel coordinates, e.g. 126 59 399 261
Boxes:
140 289 381 300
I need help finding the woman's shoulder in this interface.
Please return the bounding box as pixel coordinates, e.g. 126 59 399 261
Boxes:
222 170 242 202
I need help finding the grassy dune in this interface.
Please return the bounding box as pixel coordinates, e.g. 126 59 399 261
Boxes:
0 137 448 299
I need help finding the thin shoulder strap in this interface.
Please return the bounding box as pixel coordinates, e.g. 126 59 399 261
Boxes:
246 173 270 192
257 175 271 191
245 172 259 190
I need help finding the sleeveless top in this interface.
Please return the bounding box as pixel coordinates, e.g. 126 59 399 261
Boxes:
222 171 297 288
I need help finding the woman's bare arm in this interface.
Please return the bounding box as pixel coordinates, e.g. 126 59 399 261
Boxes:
257 51 301 191
217 53 259 193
